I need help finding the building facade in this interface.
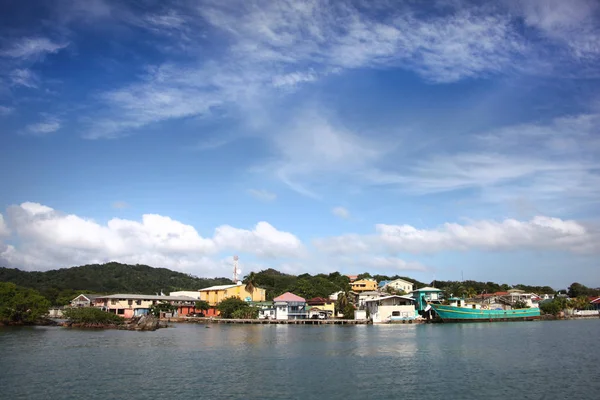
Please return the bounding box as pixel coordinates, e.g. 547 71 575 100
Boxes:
383 278 414 294
199 282 266 316
350 279 378 292
273 292 307 320
94 294 198 318
365 295 417 323
70 294 100 308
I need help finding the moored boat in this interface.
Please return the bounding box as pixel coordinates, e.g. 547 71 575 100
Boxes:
430 303 540 322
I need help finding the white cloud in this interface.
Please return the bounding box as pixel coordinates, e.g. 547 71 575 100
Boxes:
315 216 599 256
332 206 350 219
0 37 69 59
247 189 277 202
0 202 304 274
213 222 304 259
112 201 129 209
0 106 14 116
25 116 61 135
0 214 9 237
10 69 40 88
511 0 600 59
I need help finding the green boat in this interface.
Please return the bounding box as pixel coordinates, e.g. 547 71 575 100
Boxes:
430 303 540 322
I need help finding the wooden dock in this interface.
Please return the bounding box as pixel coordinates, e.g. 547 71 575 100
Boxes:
180 317 370 325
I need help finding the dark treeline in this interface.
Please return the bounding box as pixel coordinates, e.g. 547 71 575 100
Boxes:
0 262 232 305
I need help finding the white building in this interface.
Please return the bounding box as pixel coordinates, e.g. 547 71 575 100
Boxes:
169 291 201 299
365 295 417 324
383 278 414 294
357 291 383 308
272 292 307 320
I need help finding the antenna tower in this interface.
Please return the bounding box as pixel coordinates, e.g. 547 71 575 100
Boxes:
233 255 240 283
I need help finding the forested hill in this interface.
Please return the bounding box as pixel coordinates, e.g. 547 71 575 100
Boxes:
0 262 233 304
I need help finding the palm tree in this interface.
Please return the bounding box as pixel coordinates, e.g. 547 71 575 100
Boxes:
336 291 349 315
244 272 257 296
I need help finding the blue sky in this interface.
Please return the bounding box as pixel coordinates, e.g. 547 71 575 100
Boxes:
0 0 599 289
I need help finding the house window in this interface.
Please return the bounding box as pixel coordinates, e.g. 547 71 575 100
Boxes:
392 311 400 316
111 299 117 305
136 300 142 305
128 300 133 306
117 309 125 315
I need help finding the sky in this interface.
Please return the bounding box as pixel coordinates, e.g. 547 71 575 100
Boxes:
0 0 599 289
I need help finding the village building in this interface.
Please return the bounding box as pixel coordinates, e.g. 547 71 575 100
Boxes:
306 297 335 319
273 292 307 320
199 282 266 316
365 295 417 323
70 294 101 308
382 278 414 294
350 278 378 292
169 291 201 299
93 294 198 318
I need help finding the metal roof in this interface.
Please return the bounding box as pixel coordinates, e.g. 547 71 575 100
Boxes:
364 295 415 303
96 294 198 302
410 286 442 292
198 284 238 291
273 292 306 302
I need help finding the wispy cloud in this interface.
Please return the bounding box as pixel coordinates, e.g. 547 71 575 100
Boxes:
112 201 129 209
314 215 599 256
24 116 61 135
332 206 350 219
0 106 14 116
10 69 39 88
247 189 277 202
0 37 69 60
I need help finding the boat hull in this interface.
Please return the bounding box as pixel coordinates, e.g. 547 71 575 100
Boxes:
430 304 540 323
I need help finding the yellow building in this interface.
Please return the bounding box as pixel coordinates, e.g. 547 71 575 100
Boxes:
199 283 266 316
350 279 378 292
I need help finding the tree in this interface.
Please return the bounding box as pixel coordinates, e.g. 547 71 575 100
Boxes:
195 300 210 313
569 296 590 310
513 300 529 309
149 302 177 317
217 297 250 318
0 282 50 324
244 272 257 295
63 307 123 325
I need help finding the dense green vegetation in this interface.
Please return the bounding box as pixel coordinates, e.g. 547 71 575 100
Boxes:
539 295 595 316
245 269 352 300
0 262 232 305
0 282 50 324
217 297 259 319
567 282 600 298
434 280 557 298
62 307 123 325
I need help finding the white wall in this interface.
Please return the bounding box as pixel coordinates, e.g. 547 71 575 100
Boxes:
367 303 416 323
275 304 288 320
170 291 200 299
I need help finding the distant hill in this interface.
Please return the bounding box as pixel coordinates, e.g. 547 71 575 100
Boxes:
0 262 233 304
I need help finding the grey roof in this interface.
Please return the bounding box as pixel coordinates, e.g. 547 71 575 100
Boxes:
96 294 198 302
364 295 415 303
72 294 101 302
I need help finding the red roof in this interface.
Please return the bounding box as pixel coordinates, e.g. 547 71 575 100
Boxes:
591 297 600 304
273 292 306 302
307 297 333 305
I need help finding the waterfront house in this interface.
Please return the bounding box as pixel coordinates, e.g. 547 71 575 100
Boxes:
382 278 414 294
591 297 600 310
94 294 198 318
273 292 307 320
306 297 335 318
409 287 443 314
199 282 266 316
70 294 101 308
357 291 383 308
350 278 378 292
365 295 417 323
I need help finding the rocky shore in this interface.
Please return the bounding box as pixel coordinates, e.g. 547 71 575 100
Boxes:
60 315 167 331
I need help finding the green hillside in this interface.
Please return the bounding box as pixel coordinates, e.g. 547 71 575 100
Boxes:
0 262 233 305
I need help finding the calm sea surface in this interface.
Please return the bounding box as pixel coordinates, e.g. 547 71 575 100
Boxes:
1 320 598 399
